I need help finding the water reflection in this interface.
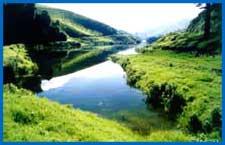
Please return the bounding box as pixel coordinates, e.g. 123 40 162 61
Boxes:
39 60 147 116
38 44 172 134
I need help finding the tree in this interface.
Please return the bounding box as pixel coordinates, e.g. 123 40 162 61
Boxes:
204 3 211 39
4 4 36 44
197 3 211 39
4 4 67 45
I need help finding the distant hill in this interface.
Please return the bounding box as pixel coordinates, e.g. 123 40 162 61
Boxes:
37 5 138 45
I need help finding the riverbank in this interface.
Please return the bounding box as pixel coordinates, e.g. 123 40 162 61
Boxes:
4 84 194 141
112 49 221 141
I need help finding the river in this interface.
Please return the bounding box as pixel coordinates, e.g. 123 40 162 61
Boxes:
38 43 169 133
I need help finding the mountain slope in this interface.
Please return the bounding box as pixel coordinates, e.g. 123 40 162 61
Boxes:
37 5 138 45
140 3 221 55
37 6 117 36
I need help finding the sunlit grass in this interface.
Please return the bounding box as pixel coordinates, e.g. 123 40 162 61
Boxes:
3 44 38 76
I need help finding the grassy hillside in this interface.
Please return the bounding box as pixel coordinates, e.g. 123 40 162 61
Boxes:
37 6 117 36
4 84 195 141
139 31 221 55
139 4 221 55
37 5 138 45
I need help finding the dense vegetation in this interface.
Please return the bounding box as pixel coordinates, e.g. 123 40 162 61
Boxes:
3 44 38 78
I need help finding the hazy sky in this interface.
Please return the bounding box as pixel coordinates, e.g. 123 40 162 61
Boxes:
41 3 203 34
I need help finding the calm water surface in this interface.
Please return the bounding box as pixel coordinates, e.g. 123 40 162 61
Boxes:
38 43 166 129
38 45 147 116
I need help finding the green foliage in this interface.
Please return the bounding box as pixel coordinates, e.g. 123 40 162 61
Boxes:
3 44 42 91
187 4 221 35
3 44 38 76
114 50 221 141
146 83 186 119
188 114 203 133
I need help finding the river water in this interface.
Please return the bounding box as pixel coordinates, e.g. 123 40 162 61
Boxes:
38 44 167 132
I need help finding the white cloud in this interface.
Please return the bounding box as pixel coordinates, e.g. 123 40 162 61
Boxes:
40 3 203 33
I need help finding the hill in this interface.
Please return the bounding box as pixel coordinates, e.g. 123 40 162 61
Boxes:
37 5 138 45
139 3 221 55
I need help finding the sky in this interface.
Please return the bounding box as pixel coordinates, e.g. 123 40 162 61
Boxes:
41 3 203 34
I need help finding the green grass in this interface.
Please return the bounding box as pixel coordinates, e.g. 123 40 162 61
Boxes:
113 49 221 141
58 19 101 36
37 5 138 46
4 84 195 142
3 44 38 76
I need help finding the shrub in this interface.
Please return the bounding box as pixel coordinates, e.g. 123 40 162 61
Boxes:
12 109 44 125
3 44 38 77
188 114 203 133
146 84 163 108
211 107 221 129
146 83 186 119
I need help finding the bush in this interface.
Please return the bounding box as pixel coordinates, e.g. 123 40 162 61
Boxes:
12 109 44 125
187 107 221 134
4 44 38 77
146 83 186 119
211 107 221 129
188 114 203 133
